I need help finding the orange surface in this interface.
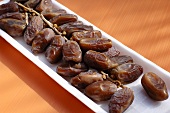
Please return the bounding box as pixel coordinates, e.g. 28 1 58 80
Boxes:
0 0 170 113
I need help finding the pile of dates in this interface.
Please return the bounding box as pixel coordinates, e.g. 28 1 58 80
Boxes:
0 0 168 113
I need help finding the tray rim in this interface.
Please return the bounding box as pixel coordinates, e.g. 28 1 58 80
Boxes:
0 0 170 113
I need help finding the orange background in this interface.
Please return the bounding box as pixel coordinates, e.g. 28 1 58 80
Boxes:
0 0 170 113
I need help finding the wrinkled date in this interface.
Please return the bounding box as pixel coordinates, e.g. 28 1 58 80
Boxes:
71 30 102 42
32 28 55 54
84 50 118 70
56 62 88 77
110 63 143 84
70 70 103 89
45 35 66 63
85 81 117 101
109 87 134 113
79 38 112 52
62 40 82 63
141 72 169 101
50 13 78 26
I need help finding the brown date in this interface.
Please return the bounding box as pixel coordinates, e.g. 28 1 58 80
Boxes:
109 87 134 113
45 35 65 63
62 24 93 38
36 0 53 12
84 50 118 70
58 21 83 32
50 13 78 26
110 55 133 65
0 18 26 37
84 81 117 101
103 46 120 58
70 30 102 42
56 62 88 77
141 72 169 101
24 0 41 8
62 40 82 63
0 1 19 15
31 28 55 54
0 12 23 20
42 9 67 20
110 63 143 84
70 70 103 89
79 38 112 52
24 16 44 45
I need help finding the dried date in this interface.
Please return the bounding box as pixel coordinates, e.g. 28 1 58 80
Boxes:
84 81 117 101
24 16 44 45
0 1 19 15
70 70 103 89
70 30 102 42
45 35 65 63
62 40 82 63
79 38 112 52
31 28 55 54
0 18 26 37
141 72 169 101
110 63 143 84
50 13 78 26
56 62 88 77
109 87 134 113
84 50 118 70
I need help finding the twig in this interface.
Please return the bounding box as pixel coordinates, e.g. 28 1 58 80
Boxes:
25 12 28 25
15 1 68 41
15 2 39 15
101 71 124 88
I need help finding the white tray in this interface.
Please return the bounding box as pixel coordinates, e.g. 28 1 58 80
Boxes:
0 0 170 113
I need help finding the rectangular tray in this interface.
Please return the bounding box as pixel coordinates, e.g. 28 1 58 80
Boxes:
0 0 170 112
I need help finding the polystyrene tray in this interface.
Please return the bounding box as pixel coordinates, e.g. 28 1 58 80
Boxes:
0 0 170 113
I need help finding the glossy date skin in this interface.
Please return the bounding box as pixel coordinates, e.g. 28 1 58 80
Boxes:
31 28 55 54
45 35 66 63
84 50 118 70
70 30 102 42
141 72 169 101
56 62 88 77
42 9 67 20
0 12 24 20
62 40 82 63
79 38 112 52
70 70 103 89
0 18 26 37
50 13 78 26
110 63 143 84
103 46 120 58
24 16 44 45
84 81 117 101
109 87 134 113
0 1 19 15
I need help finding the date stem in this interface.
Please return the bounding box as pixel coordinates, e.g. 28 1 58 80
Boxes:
101 71 124 88
15 2 68 41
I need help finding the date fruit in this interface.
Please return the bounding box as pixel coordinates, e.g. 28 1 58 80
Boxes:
0 1 19 15
0 18 26 37
109 87 134 113
50 13 78 26
141 72 169 101
31 28 55 54
24 16 44 45
84 50 118 70
45 35 65 63
103 46 120 58
110 63 143 84
71 30 102 42
57 62 88 77
70 70 103 89
84 81 117 101
79 38 112 52
62 40 82 63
